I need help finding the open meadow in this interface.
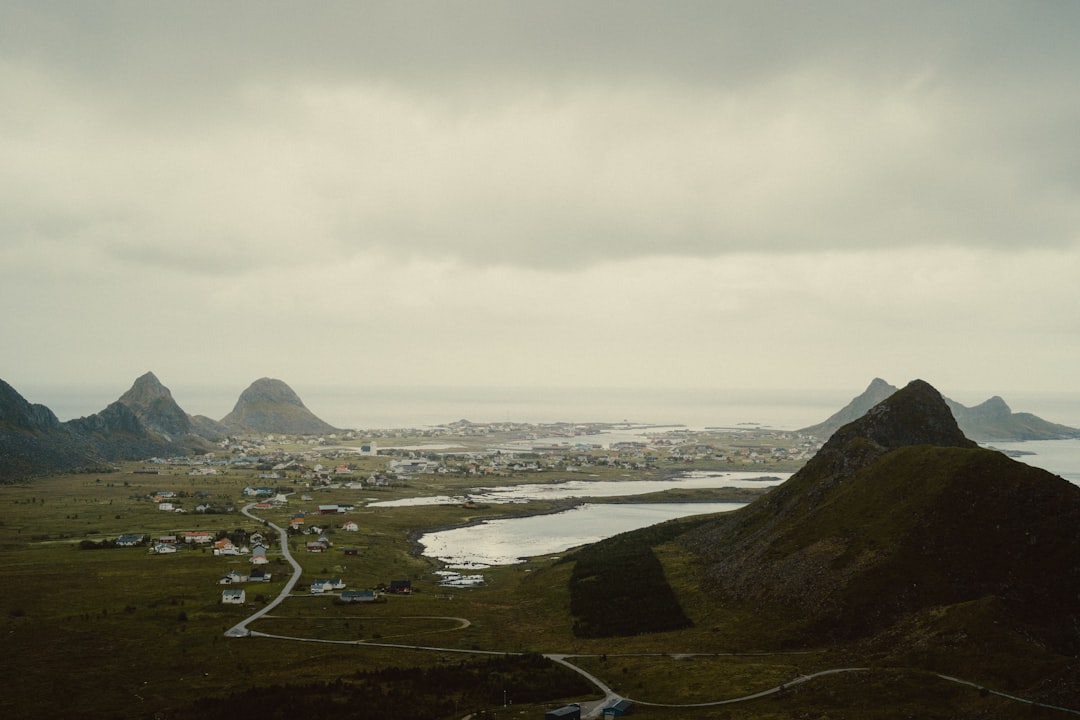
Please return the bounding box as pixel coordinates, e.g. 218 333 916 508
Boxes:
1 430 1070 719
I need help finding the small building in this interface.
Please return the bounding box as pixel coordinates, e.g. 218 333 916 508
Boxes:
389 580 412 595
603 699 634 717
343 547 359 556
115 534 144 547
545 705 581 720
249 568 271 582
221 588 246 605
250 543 269 564
341 521 359 532
150 543 177 554
183 531 213 544
310 578 345 594
219 570 244 585
341 590 378 603
306 541 327 553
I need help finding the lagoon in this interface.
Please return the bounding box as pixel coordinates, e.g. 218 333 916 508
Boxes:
417 502 745 568
369 470 789 507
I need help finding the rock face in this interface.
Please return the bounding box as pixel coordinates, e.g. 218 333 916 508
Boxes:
0 378 190 481
220 378 339 435
686 379 1080 652
801 378 1080 442
117 371 193 439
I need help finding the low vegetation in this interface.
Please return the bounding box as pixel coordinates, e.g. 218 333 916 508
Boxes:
2 405 1078 720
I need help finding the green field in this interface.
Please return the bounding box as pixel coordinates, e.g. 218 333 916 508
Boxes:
1 449 1073 719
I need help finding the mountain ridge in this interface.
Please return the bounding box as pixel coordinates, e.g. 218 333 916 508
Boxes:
684 379 1080 653
801 378 1080 441
0 373 339 480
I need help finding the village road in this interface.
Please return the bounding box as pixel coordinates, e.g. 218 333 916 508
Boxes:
224 501 304 637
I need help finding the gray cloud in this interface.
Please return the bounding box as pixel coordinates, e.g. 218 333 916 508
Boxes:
3 2 1079 272
3 2 1080 401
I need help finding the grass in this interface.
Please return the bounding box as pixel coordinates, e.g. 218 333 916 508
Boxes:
1 456 1077 720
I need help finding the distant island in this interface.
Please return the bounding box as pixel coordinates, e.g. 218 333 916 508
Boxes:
800 377 1080 442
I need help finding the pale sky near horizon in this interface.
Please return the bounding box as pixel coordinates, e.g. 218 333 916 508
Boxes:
2 2 1079 413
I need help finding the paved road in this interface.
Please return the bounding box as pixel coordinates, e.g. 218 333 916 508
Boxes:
224 502 304 638
224 505 1080 718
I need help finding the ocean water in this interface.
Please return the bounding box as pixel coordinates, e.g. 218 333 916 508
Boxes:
25 383 853 429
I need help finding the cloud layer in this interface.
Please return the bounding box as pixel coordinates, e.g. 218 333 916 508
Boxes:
2 2 1079 411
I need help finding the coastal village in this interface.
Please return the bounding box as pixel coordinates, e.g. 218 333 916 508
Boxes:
87 419 819 608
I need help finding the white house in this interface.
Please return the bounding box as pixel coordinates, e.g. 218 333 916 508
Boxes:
221 588 246 604
342 521 359 532
310 578 345 594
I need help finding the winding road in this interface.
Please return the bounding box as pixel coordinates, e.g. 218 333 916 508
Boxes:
224 503 1080 718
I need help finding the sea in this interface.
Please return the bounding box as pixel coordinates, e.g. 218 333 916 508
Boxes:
30 383 1080 430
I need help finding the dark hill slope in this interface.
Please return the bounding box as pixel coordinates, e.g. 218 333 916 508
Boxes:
685 380 1080 652
0 379 94 480
801 378 1080 441
221 378 339 435
0 378 191 480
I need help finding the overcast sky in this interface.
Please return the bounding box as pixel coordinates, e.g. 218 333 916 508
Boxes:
2 1 1079 418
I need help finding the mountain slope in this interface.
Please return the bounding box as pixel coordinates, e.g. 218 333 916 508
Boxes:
799 377 899 439
117 371 193 439
220 378 339 435
945 395 1080 442
0 378 191 480
801 378 1080 441
116 371 225 443
686 379 1080 652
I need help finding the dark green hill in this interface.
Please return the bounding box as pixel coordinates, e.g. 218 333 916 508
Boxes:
686 380 1080 653
220 377 340 435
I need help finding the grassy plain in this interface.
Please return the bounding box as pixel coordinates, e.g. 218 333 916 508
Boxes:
1 431 1071 719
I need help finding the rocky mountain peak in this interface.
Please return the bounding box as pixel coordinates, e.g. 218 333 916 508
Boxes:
824 379 974 456
117 371 191 439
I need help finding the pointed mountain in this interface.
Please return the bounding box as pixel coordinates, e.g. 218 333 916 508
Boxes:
116 371 193 439
220 378 339 435
798 377 898 439
946 395 1080 442
686 379 1080 653
801 378 1080 442
0 378 192 481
